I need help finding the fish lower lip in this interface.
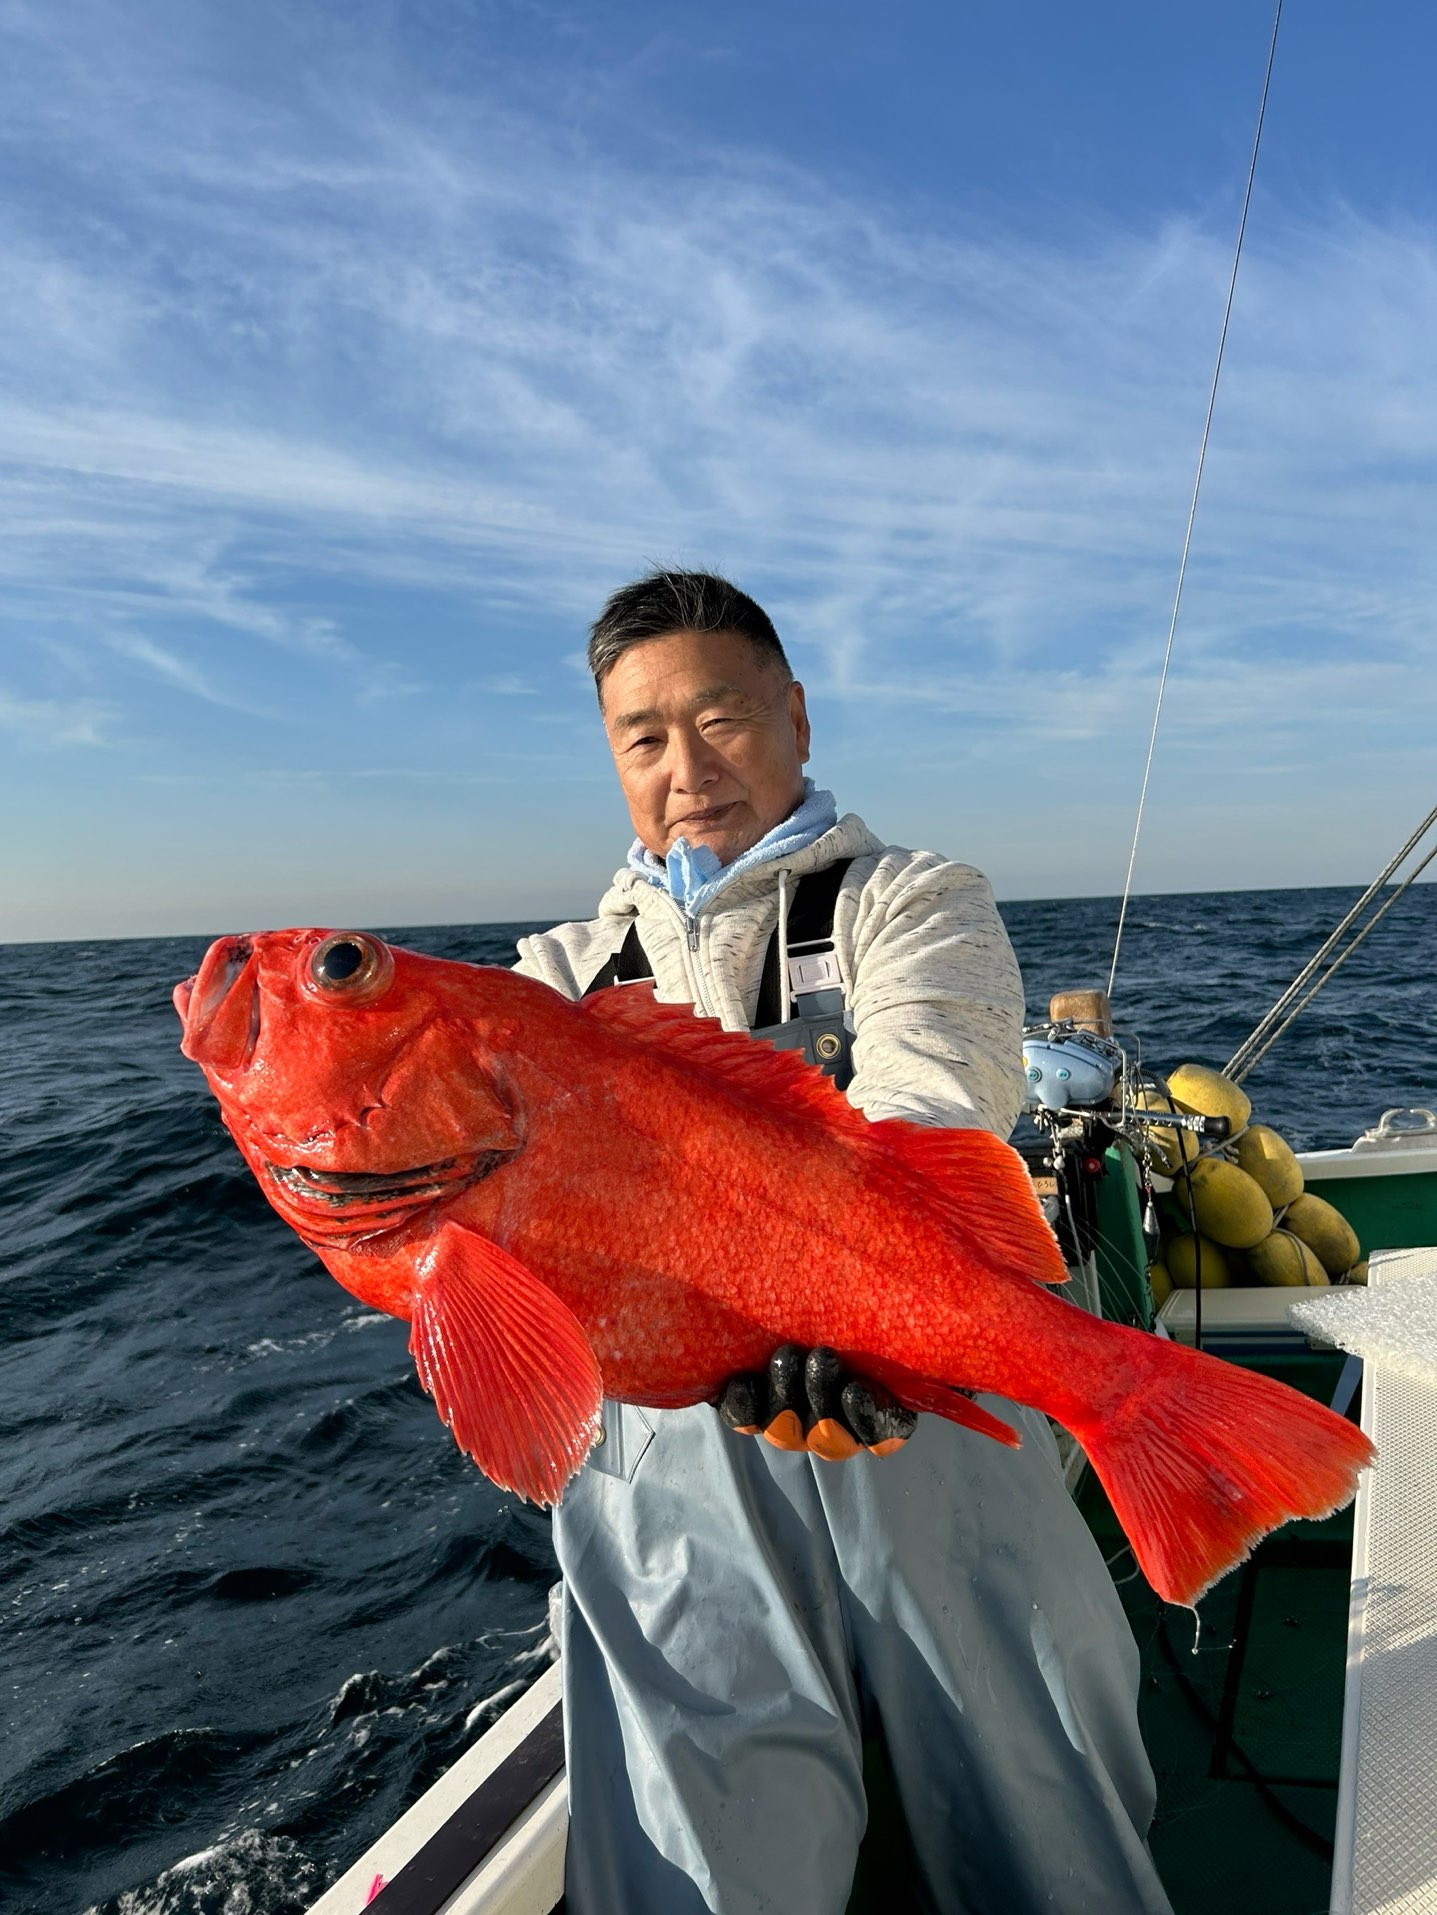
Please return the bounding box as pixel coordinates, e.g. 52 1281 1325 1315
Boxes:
263 1152 505 1210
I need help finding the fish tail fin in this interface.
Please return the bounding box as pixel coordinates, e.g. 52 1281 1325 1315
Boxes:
1072 1332 1374 1607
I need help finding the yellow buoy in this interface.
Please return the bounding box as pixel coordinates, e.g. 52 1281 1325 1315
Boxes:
1134 1088 1201 1174
1166 1063 1252 1136
1186 1156 1274 1250
1166 1234 1234 1289
1284 1192 1361 1278
1246 1228 1329 1287
1148 1259 1172 1309
1235 1124 1305 1209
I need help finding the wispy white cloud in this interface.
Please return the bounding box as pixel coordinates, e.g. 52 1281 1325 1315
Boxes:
0 687 112 745
3 101 1433 700
101 629 263 712
479 675 540 696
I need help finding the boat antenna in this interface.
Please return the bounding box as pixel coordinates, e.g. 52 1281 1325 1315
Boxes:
1107 0 1285 1004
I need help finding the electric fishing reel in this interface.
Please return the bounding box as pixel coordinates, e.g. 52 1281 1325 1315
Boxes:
1018 992 1230 1314
1022 1025 1124 1114
1021 1007 1230 1145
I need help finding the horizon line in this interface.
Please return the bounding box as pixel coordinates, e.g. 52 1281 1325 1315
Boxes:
4 873 1431 950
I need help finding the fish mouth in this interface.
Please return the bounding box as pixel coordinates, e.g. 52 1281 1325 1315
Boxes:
178 936 261 1071
261 1148 510 1242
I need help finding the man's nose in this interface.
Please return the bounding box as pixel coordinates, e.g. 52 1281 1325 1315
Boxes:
668 730 720 791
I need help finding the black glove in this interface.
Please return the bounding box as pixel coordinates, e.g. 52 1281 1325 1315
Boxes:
717 1344 918 1460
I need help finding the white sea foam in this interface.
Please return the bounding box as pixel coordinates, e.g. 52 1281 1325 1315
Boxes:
241 1327 337 1360
83 1827 324 1914
465 1678 524 1732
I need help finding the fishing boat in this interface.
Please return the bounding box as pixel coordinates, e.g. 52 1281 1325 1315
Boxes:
308 6 1437 1910
303 1048 1437 1915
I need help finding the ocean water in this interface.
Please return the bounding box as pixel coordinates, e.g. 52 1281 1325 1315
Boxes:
2 884 1433 1915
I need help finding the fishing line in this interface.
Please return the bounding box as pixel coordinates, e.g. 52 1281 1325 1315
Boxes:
1103 1544 1143 1590
1108 0 1285 1002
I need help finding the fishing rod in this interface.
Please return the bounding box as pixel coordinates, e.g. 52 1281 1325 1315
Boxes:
1225 800 1437 1084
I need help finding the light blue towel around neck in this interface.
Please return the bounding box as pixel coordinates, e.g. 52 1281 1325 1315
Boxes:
626 780 838 920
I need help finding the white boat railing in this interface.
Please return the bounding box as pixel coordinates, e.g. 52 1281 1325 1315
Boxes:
1330 1243 1437 1915
307 1661 566 1915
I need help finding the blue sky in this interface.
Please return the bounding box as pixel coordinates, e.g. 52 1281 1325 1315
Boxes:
2 0 1434 941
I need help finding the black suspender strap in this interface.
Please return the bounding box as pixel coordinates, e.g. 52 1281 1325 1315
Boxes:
583 857 853 1022
752 858 854 1030
582 920 653 997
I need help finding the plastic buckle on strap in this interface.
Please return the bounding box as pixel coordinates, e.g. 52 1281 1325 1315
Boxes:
787 948 842 996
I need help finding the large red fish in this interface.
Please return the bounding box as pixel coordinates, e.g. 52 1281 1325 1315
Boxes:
175 926 1373 1607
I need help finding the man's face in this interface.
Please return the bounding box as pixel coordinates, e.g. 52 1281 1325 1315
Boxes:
600 628 811 866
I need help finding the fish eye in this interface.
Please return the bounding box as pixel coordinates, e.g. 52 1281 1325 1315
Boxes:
306 932 395 1005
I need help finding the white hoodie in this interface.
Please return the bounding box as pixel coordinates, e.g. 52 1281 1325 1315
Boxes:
514 811 1026 1137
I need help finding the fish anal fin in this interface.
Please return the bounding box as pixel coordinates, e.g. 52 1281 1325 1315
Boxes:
862 1359 1022 1449
583 984 858 1123
408 1222 602 1506
875 1122 1069 1285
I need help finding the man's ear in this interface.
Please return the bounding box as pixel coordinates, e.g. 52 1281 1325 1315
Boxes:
788 680 811 765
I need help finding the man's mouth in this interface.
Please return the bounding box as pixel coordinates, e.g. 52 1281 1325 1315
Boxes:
671 803 737 833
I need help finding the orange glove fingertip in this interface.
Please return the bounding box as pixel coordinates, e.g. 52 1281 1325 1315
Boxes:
808 1417 862 1461
762 1408 808 1451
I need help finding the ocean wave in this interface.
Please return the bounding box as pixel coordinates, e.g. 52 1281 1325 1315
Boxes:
81 1829 326 1915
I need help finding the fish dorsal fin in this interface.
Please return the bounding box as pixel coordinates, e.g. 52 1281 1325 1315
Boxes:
408 1221 603 1505
585 987 1066 1286
582 984 861 1127
873 1122 1069 1284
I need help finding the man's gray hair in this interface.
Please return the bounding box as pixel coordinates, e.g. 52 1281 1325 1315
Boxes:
588 571 792 697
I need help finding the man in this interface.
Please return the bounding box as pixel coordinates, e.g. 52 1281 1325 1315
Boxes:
514 571 1171 1915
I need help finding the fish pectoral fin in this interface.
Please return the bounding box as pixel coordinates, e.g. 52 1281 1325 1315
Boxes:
408 1222 603 1507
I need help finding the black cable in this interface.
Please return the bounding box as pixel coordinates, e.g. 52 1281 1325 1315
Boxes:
1184 1161 1202 1354
1154 1609 1335 1864
1150 1069 1203 1351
